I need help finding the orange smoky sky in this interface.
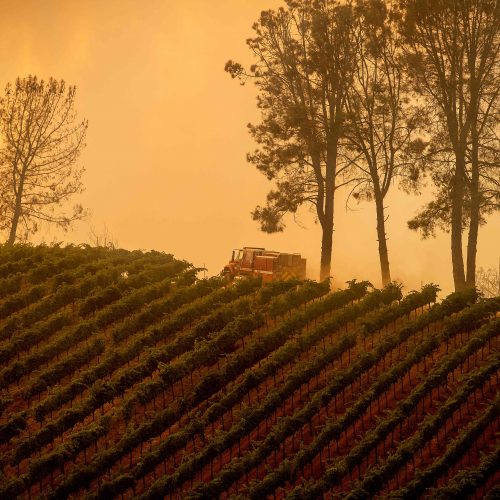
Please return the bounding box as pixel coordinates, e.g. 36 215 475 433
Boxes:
0 0 498 294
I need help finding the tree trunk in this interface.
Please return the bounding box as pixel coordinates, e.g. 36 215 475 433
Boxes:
320 142 337 282
374 189 391 286
450 155 467 291
466 127 480 289
7 167 26 246
320 217 333 282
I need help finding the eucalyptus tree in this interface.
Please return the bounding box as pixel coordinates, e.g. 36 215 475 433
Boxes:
400 0 500 290
226 0 358 281
0 76 87 244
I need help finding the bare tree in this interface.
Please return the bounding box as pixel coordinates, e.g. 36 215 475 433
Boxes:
226 0 357 281
400 0 499 290
88 224 118 249
476 260 500 297
0 76 88 244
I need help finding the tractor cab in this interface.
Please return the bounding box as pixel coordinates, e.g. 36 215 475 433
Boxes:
231 249 244 263
224 247 264 279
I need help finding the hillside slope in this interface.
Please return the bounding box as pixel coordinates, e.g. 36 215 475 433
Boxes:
0 245 498 499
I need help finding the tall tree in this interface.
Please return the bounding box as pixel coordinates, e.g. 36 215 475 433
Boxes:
408 110 500 272
341 0 423 286
400 0 499 290
0 76 87 245
225 0 357 281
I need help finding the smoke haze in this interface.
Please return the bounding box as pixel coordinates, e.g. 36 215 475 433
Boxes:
0 0 498 295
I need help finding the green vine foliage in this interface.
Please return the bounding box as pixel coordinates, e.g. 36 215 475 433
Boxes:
0 245 498 500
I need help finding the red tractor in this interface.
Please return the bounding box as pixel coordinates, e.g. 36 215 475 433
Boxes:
223 246 306 283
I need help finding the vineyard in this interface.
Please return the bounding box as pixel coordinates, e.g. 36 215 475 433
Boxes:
0 245 498 499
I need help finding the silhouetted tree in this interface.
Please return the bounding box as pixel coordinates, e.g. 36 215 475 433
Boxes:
407 114 499 262
226 0 357 281
0 76 87 244
400 0 499 290
342 0 424 286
